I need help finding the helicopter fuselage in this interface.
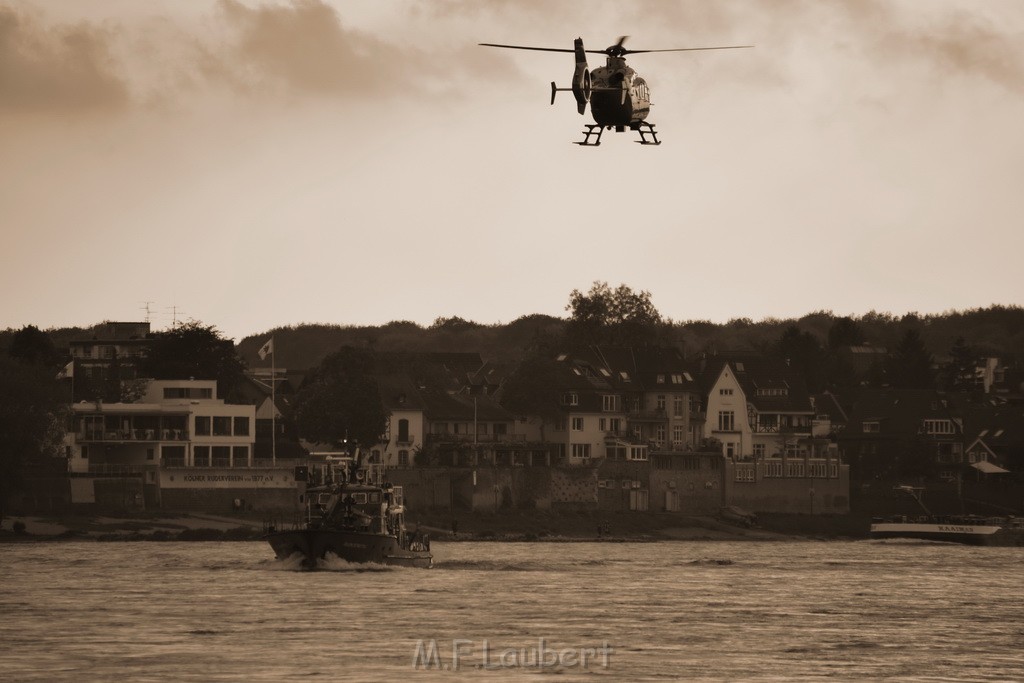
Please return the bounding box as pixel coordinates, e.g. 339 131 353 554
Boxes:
589 57 651 128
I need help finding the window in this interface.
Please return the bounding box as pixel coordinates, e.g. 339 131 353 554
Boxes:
923 419 955 435
232 446 248 467
619 371 630 381
656 374 665 384
146 448 155 461
477 422 489 435
656 395 666 411
672 425 685 444
609 418 621 433
398 450 409 466
213 445 230 465
494 423 507 436
629 447 648 461
213 416 232 436
193 445 210 466
717 411 735 431
398 419 410 443
599 418 607 431
571 417 584 431
753 443 765 457
555 418 567 431
683 372 693 382
233 417 249 436
571 443 591 459
720 388 734 396
673 397 684 417
671 374 683 384
725 443 735 458
562 392 579 406
863 421 880 433
602 395 620 412
195 416 211 436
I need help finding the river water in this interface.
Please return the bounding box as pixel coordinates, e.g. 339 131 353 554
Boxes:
1 539 1022 681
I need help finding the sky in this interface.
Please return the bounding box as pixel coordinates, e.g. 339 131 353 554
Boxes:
2 0 1023 341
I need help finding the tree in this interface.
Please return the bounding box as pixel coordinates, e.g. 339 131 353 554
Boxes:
293 347 387 449
499 356 564 429
774 325 826 391
0 357 67 524
140 321 247 400
8 325 60 369
886 329 935 389
827 317 864 349
565 281 665 346
944 337 978 391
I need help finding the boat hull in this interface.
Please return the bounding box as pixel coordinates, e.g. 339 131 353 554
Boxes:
870 522 1024 546
265 528 432 569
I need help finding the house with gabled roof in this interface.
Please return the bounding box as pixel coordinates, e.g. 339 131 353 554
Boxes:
698 354 820 460
962 405 1023 476
837 388 970 481
373 374 427 467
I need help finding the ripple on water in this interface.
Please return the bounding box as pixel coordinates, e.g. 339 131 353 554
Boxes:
2 540 1023 682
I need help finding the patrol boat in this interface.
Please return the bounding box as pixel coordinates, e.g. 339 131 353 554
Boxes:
264 454 432 569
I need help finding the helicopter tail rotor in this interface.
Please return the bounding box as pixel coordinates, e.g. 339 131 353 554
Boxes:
569 37 591 115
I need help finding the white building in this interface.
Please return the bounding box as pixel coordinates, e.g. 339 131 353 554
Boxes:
68 379 256 473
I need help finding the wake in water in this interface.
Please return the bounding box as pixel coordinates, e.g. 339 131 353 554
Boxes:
317 552 394 572
434 559 551 572
260 551 398 572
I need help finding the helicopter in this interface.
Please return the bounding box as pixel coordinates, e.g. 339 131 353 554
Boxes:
479 36 751 146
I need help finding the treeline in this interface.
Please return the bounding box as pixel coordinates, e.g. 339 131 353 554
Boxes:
232 306 1024 374
2 299 1022 384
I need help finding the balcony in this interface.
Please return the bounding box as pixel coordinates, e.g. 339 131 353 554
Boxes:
751 424 810 434
76 428 190 443
425 433 526 445
86 463 146 475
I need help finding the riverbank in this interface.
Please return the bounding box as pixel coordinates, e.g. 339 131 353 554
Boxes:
0 509 873 543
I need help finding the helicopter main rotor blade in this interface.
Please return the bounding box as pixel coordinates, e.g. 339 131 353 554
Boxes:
479 42 611 55
622 45 754 54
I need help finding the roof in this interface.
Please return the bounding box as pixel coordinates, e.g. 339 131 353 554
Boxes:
375 374 426 411
972 460 1010 474
421 390 514 422
555 345 701 393
698 354 813 413
811 392 848 424
841 388 970 437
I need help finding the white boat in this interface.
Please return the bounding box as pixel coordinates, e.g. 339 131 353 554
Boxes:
870 485 1024 546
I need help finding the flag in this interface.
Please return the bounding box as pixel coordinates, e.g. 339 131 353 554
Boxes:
57 360 74 380
258 337 274 361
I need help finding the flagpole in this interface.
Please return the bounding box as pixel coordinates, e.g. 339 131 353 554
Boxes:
271 336 276 466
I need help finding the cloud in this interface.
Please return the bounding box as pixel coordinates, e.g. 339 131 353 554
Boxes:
215 0 416 97
0 5 128 113
878 11 1024 93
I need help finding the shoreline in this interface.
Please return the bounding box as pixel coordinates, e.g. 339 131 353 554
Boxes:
0 510 872 544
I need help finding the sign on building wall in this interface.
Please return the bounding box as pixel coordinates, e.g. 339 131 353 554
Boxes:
160 468 295 489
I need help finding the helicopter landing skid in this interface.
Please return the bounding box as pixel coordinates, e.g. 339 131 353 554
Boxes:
574 124 604 146
632 121 661 145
